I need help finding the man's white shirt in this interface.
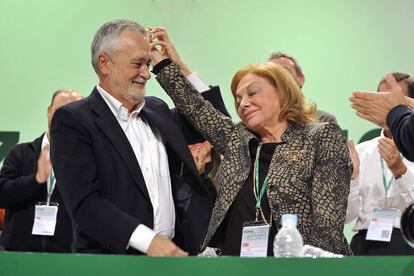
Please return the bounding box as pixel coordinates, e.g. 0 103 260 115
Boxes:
96 72 209 253
346 131 414 231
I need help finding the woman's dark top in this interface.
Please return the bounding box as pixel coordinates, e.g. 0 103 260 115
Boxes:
222 142 280 256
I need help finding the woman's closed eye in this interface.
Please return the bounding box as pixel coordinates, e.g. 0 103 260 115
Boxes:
247 84 260 96
247 89 258 96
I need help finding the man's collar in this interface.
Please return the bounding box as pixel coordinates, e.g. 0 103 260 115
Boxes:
96 84 145 121
41 132 50 159
41 132 50 150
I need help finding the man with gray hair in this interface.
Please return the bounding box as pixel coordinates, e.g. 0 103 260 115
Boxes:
50 20 216 256
268 52 337 123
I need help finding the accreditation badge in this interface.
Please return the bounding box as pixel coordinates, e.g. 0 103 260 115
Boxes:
240 221 270 257
366 208 397 242
32 202 59 236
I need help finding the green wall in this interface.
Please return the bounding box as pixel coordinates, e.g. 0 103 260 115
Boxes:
1 0 413 244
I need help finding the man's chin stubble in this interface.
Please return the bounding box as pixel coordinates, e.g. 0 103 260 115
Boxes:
124 88 145 104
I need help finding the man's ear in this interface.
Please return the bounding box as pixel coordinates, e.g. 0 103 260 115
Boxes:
47 106 52 120
298 75 305 88
98 53 110 75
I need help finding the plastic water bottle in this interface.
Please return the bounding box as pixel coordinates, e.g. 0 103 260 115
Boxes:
198 247 218 257
273 214 303 257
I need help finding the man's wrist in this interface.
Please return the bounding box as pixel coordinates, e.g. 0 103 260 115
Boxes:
128 224 157 254
391 163 407 179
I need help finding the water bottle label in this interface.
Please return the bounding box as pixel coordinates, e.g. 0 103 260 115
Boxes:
240 221 270 257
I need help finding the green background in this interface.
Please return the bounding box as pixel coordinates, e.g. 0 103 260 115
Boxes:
1 0 413 243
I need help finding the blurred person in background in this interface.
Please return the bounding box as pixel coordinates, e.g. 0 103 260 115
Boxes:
0 89 82 252
347 72 414 255
268 52 337 123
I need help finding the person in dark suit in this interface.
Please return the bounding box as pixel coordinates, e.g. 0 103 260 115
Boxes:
50 19 222 256
0 89 82 252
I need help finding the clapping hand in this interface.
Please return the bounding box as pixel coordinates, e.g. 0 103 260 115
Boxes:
378 136 406 177
35 145 52 184
350 74 408 128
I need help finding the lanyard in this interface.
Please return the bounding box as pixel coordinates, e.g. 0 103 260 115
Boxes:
380 157 393 198
253 144 272 225
254 144 268 209
46 169 56 206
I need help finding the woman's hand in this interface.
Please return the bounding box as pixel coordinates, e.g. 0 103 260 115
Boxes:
148 27 192 76
189 141 213 174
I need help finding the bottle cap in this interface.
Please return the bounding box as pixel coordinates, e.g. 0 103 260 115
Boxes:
281 214 298 226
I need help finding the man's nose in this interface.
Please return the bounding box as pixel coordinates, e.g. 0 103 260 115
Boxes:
141 65 151 80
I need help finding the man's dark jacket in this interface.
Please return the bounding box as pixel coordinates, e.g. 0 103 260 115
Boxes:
0 134 72 252
50 84 227 255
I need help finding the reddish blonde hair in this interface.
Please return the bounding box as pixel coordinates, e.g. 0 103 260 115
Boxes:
230 63 317 126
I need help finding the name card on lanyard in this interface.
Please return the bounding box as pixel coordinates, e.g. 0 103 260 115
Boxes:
366 208 397 242
240 221 270 257
32 170 58 236
365 157 398 242
240 144 271 257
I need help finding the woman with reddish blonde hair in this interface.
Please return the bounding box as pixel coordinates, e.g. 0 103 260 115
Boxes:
156 59 352 256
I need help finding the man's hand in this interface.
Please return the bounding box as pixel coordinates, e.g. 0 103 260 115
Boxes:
350 74 408 127
348 140 360 180
147 234 188 256
189 141 213 174
35 145 52 184
148 27 192 76
378 136 407 178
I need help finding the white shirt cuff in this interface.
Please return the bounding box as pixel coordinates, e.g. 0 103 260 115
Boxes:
186 72 210 93
128 224 157 254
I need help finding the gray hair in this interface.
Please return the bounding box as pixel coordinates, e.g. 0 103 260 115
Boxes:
268 51 304 78
377 72 414 99
91 19 147 74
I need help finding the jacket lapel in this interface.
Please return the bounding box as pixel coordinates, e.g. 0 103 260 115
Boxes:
140 106 207 195
202 125 257 248
33 134 44 157
89 89 151 204
32 134 44 174
203 125 305 248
